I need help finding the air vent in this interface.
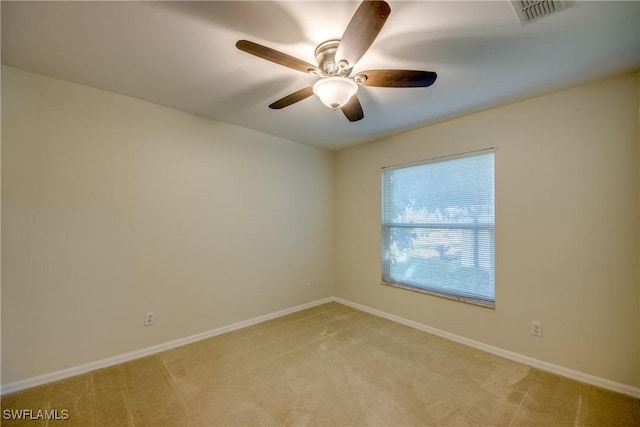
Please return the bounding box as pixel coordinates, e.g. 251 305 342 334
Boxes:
511 0 568 24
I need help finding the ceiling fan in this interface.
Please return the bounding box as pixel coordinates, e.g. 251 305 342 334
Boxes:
236 0 437 122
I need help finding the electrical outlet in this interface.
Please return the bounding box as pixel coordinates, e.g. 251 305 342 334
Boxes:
144 312 155 326
531 321 542 336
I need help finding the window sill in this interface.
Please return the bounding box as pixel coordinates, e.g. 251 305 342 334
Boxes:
381 280 495 309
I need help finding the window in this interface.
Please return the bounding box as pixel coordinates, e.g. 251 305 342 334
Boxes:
381 149 495 307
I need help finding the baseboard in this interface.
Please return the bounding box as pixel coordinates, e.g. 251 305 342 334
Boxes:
0 297 333 396
4 295 638 399
333 297 640 399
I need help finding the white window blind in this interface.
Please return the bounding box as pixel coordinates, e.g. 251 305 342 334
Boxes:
381 149 495 306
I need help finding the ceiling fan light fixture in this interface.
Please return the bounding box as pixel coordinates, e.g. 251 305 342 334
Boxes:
312 76 358 110
236 1 437 121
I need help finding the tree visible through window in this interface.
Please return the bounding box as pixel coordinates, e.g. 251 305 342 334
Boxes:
381 149 495 307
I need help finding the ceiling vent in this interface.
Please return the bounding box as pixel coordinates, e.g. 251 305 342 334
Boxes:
511 1 568 24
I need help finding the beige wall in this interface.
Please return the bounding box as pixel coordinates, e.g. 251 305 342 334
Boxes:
2 65 638 390
334 73 640 387
1 66 334 384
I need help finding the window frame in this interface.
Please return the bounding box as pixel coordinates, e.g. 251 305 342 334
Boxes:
381 148 496 308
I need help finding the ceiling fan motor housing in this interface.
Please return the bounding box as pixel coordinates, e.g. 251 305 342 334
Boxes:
315 39 351 76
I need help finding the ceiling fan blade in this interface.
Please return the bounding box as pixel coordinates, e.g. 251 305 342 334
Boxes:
335 1 390 68
269 86 314 109
341 95 364 122
356 70 437 87
236 40 319 74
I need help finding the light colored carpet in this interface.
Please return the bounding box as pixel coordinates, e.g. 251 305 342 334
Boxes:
2 302 639 426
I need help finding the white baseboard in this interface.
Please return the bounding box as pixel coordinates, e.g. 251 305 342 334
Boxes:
3 295 638 399
333 297 640 399
0 297 333 396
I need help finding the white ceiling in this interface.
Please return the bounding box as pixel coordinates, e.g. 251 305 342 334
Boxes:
2 1 639 150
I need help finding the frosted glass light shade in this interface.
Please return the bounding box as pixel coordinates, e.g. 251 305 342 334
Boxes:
312 76 358 110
